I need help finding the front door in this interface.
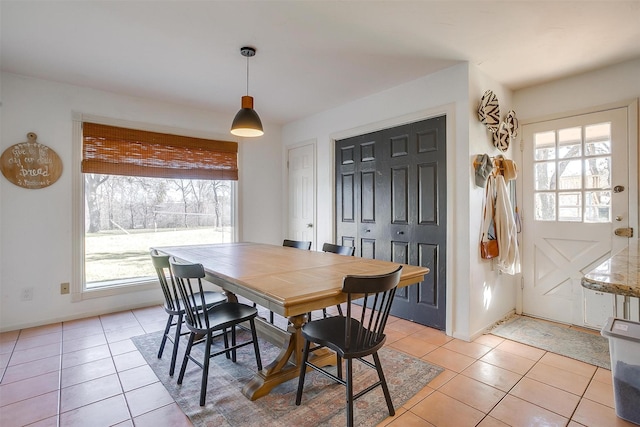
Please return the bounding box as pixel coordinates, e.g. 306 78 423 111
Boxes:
335 116 447 329
521 107 630 327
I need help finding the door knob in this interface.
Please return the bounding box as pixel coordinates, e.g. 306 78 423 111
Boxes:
307 223 313 228
614 185 625 193
615 216 623 222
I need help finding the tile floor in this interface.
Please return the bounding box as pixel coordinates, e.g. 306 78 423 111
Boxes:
0 305 635 427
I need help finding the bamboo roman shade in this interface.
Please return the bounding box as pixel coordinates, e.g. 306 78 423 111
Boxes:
82 123 238 180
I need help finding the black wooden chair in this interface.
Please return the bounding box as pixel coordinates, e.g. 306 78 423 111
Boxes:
150 249 227 376
319 243 355 319
295 266 402 427
283 239 312 250
170 258 263 406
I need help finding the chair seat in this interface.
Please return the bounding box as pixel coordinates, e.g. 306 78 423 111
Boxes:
163 290 227 315
187 302 258 334
302 316 386 358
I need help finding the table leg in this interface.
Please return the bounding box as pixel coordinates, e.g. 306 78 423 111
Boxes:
242 313 336 400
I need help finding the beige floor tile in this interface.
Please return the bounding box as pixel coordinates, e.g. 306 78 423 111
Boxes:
62 324 105 342
113 349 147 372
473 334 504 348
476 415 510 426
538 352 597 378
61 344 111 369
509 377 580 418
0 371 60 407
0 330 19 344
384 328 409 344
402 385 435 410
410 390 484 427
118 364 160 392
526 362 591 396
60 373 123 412
583 378 615 408
125 381 175 418
0 341 15 355
409 328 453 346
572 398 638 427
425 369 457 389
62 316 102 331
489 394 568 427
61 357 117 388
14 332 62 351
19 323 62 339
443 339 491 359
105 325 147 343
495 340 545 361
60 394 131 427
480 348 536 375
7 342 61 366
388 335 439 358
377 407 407 427
461 360 522 392
421 347 475 373
1 354 61 384
594 367 613 385
385 319 426 334
62 333 108 354
438 374 505 413
0 390 59 427
385 410 434 426
109 338 139 356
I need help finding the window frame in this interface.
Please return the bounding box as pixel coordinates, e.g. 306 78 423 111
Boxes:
71 113 238 302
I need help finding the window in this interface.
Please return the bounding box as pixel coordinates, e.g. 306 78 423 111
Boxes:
73 117 238 296
533 122 612 223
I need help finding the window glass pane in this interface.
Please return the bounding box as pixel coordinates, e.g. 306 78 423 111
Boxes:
534 131 555 160
584 156 611 189
585 191 611 223
585 122 611 156
557 159 582 190
558 127 581 159
558 192 582 222
534 192 555 221
535 162 556 190
84 174 234 287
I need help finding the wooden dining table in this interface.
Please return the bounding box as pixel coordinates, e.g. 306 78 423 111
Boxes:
154 242 429 400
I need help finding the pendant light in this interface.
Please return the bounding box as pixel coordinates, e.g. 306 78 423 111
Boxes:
230 46 264 137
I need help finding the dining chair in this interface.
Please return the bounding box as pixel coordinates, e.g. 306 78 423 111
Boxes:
319 242 355 319
170 258 263 406
295 266 403 427
283 239 312 250
150 249 227 376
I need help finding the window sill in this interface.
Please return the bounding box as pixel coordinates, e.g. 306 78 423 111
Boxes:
71 279 158 302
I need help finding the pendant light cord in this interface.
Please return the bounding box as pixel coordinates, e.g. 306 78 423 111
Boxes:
246 55 250 97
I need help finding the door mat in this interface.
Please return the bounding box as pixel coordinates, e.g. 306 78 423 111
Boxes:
490 315 610 369
132 329 443 427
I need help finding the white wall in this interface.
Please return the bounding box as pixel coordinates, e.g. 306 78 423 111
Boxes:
282 63 516 340
0 73 282 331
467 66 519 339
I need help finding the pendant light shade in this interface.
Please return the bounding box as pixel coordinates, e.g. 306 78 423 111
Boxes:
230 47 264 137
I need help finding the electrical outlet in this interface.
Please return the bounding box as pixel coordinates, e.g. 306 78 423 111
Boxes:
60 282 70 294
21 287 34 301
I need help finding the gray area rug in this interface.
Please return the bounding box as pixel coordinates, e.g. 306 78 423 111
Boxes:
132 329 443 427
491 315 611 369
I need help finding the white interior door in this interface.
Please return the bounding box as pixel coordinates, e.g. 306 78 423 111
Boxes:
521 107 630 326
287 143 316 247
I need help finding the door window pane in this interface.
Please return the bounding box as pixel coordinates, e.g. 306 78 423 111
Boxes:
535 193 556 221
558 192 582 222
558 127 582 159
557 159 582 190
585 123 611 155
534 131 556 160
535 162 556 190
585 191 611 223
584 156 611 189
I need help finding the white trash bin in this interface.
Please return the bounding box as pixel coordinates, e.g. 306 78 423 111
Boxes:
601 317 640 424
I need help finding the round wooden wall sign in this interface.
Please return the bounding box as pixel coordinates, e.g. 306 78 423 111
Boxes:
1 133 63 189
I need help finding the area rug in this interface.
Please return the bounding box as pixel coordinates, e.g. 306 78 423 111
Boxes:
490 315 611 369
132 330 443 427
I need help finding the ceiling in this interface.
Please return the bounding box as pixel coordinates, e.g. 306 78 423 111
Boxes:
2 1 639 125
